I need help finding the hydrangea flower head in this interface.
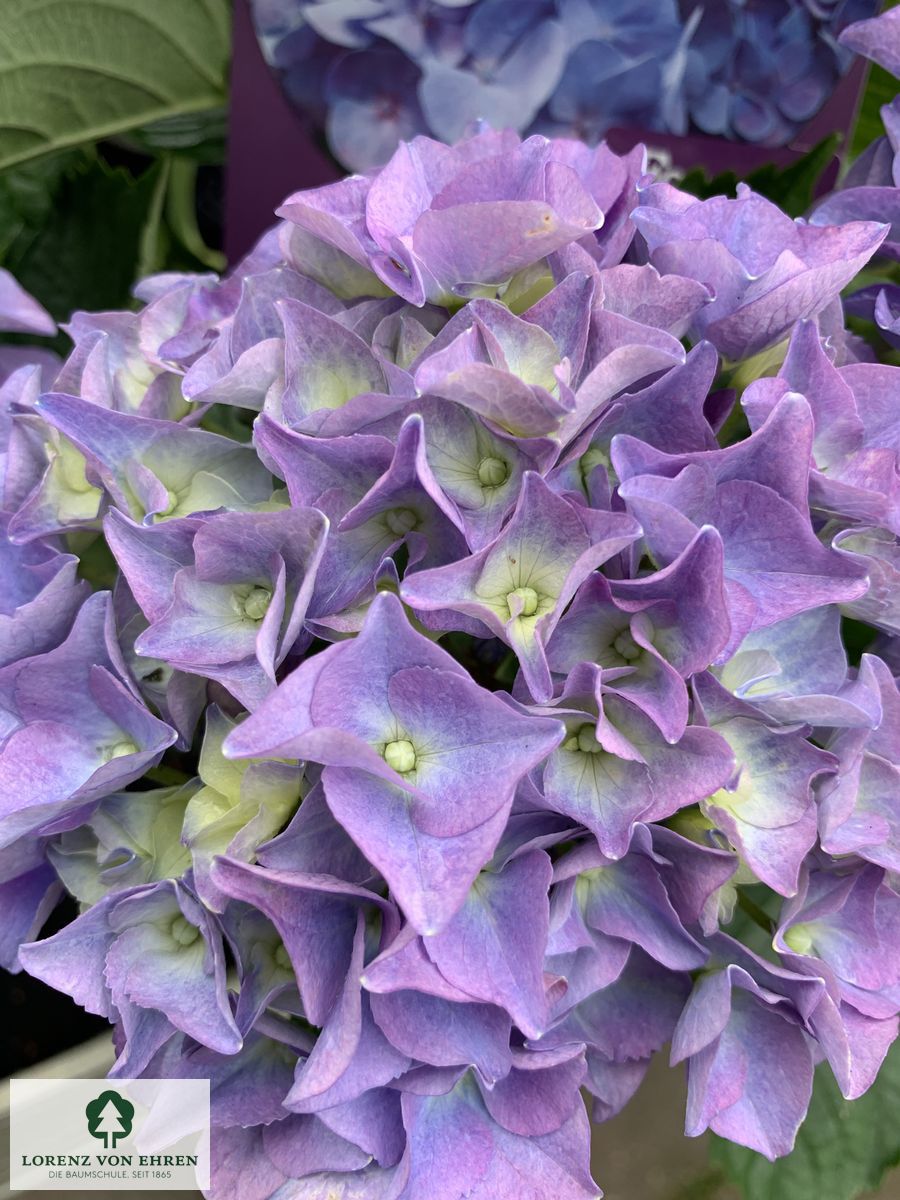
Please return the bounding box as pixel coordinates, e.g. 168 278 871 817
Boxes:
2 117 899 1198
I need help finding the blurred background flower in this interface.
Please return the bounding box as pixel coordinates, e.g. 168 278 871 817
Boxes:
250 0 878 172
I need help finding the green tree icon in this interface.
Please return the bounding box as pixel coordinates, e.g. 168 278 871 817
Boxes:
85 1090 134 1149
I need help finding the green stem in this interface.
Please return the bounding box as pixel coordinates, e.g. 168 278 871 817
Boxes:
137 154 171 279
165 156 226 272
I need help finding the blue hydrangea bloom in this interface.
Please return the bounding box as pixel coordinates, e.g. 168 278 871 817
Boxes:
250 0 878 171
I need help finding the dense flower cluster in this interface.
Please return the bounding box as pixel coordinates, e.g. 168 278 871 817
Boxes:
2 12 900 1198
250 0 876 171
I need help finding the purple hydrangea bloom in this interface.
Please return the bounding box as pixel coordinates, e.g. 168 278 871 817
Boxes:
401 471 641 700
839 5 900 77
0 269 55 338
222 591 564 932
0 593 175 849
0 271 58 389
675 1 855 146
106 506 328 708
671 933 819 1158
632 182 887 360
20 879 242 1075
5 118 900 1193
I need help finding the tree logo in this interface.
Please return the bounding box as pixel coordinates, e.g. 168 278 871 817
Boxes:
85 1090 134 1149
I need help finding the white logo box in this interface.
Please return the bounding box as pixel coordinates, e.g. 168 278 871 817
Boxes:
9 1078 210 1192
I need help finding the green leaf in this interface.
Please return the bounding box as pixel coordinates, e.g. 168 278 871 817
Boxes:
164 156 226 272
677 166 740 202
136 153 173 280
71 531 119 591
3 154 163 321
0 0 231 170
0 148 89 258
129 106 228 164
744 135 841 218
840 616 877 666
711 1042 900 1200
679 136 841 218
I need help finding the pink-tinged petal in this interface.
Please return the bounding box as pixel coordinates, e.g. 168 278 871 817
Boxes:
0 268 55 336
205 1125 287 1200
839 6 900 74
277 173 374 266
598 263 711 337
683 976 814 1160
278 298 388 427
415 343 569 438
370 988 513 1084
186 338 283 411
397 1076 599 1200
105 882 241 1055
323 767 513 935
408 169 601 302
478 1045 586 1136
209 856 392 1026
318 1088 406 1168
562 311 685 444
634 181 887 359
578 851 708 972
424 851 553 1039
104 511 201 622
262 1114 370 1176
403 472 640 701
809 994 898 1100
778 865 896 992
286 914 409 1112
363 924 474 1004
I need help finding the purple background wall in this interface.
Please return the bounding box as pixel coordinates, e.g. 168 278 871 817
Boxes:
225 0 340 264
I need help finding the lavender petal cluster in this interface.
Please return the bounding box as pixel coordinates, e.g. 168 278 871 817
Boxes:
2 102 900 1197
250 0 877 172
